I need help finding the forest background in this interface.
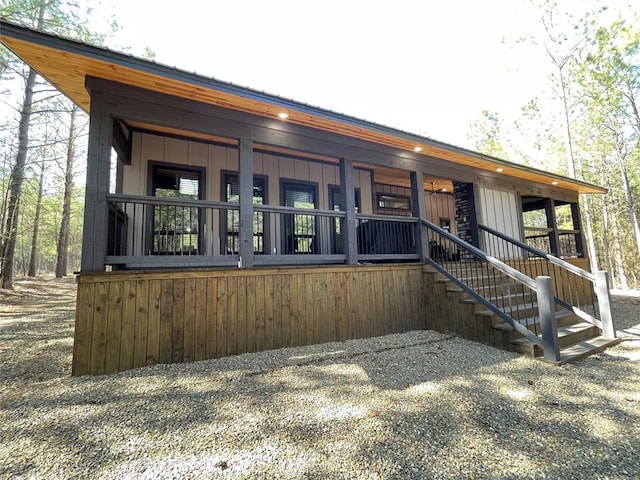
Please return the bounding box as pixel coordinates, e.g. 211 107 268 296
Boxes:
0 0 639 289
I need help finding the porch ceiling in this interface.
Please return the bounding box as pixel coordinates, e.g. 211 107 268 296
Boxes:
126 121 453 192
0 21 606 195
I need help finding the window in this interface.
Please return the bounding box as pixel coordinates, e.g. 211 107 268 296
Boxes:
329 185 361 254
224 173 266 254
282 181 317 254
440 218 451 232
377 193 410 211
151 165 202 255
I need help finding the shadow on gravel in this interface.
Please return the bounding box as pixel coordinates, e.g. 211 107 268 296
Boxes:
1 279 639 479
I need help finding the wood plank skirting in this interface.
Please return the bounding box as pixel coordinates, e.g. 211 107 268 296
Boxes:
73 264 427 376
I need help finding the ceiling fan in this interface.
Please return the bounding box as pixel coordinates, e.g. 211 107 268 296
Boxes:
429 182 447 195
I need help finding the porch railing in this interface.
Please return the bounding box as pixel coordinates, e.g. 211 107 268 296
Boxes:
523 226 581 258
106 194 420 267
356 214 419 262
106 194 239 267
479 224 614 336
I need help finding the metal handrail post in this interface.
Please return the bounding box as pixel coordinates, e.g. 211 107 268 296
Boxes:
595 270 616 338
536 276 561 362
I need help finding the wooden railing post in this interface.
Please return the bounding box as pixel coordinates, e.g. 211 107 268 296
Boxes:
545 199 560 256
536 276 561 362
238 136 254 268
595 270 616 338
81 92 113 272
410 171 427 262
339 157 357 264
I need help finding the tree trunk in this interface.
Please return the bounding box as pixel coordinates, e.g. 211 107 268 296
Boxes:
0 5 44 289
619 161 640 255
580 195 599 272
600 178 614 288
611 208 628 290
0 66 37 289
27 162 45 277
55 106 77 278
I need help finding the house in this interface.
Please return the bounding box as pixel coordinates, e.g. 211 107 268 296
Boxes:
0 21 619 376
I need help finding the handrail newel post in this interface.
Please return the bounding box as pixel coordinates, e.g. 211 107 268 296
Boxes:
594 270 615 338
536 276 561 362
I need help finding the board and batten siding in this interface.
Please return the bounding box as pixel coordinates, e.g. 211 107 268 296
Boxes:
424 192 457 235
477 186 522 259
123 132 373 213
73 264 427 376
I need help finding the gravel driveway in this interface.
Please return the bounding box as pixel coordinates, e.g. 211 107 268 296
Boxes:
1 278 639 479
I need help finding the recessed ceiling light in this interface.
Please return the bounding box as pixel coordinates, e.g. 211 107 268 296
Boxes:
441 188 447 192
278 112 289 119
414 146 423 152
496 168 504 173
552 181 559 186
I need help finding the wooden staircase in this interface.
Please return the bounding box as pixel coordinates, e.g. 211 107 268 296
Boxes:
424 265 621 364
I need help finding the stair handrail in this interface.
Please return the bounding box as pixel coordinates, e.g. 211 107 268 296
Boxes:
422 220 537 290
478 224 594 281
421 219 562 356
478 223 614 336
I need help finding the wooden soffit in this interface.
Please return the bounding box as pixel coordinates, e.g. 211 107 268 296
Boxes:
0 21 606 195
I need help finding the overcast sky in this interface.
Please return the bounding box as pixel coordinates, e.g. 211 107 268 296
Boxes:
96 0 634 149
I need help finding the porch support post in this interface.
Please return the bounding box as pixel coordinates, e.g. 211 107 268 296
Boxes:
339 157 357 264
238 136 254 268
570 202 586 258
81 93 113 272
545 198 560 256
410 171 427 262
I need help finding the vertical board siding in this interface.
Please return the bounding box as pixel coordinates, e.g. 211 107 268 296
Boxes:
72 283 95 376
133 280 149 368
73 265 428 376
120 280 136 371
478 186 522 259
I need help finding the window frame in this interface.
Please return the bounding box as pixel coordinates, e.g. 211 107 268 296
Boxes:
376 193 411 213
147 161 206 256
221 171 269 254
281 179 319 254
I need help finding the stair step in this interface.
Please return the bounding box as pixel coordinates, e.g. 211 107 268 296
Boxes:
557 336 623 364
460 291 536 307
492 309 577 332
511 322 601 350
476 302 539 318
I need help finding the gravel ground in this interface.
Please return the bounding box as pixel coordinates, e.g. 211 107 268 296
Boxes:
1 278 639 479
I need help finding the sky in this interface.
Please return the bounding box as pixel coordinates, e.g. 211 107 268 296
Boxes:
77 0 640 149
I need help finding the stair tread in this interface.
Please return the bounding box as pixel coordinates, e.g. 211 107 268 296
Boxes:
492 310 576 330
460 291 536 305
511 322 599 345
476 302 540 317
557 336 622 363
